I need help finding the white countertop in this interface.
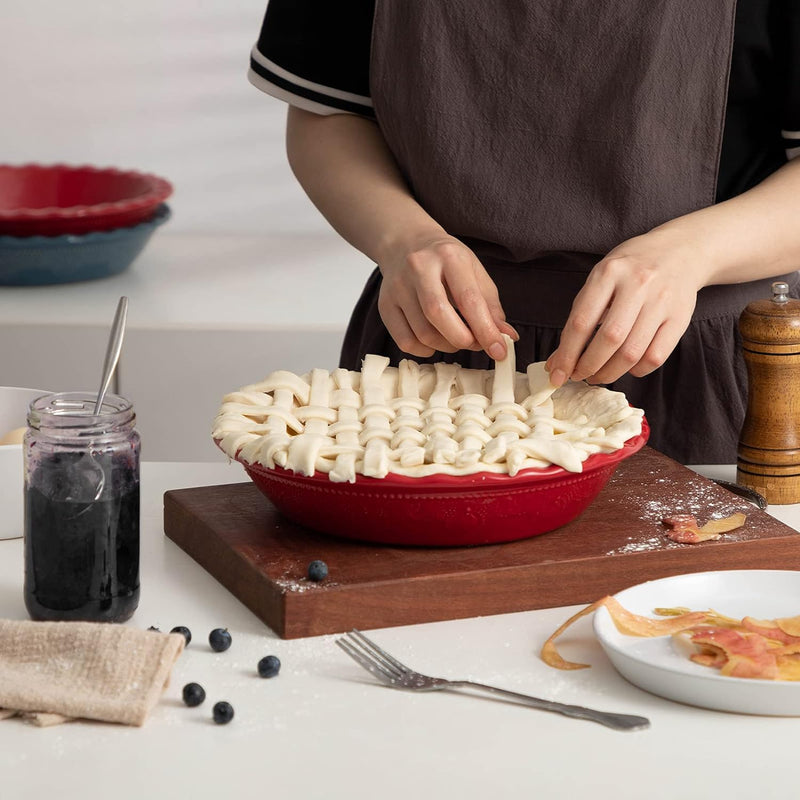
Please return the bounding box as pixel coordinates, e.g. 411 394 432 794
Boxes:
0 231 373 331
1 461 799 800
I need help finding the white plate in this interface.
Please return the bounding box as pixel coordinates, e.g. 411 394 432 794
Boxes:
593 570 800 716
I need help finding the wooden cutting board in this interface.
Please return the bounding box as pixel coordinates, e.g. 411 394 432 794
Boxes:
163 447 800 638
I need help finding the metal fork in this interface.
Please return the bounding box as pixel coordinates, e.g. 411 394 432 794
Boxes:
336 629 650 732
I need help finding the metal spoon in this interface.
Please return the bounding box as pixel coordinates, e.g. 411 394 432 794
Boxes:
94 296 129 415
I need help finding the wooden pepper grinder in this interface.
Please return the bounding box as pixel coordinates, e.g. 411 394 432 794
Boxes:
737 281 800 504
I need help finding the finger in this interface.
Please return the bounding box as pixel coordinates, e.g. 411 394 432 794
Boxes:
380 301 436 358
627 316 689 378
583 309 664 384
443 266 507 360
546 282 615 385
404 295 466 353
416 272 478 352
570 291 646 382
498 321 519 341
441 289 482 351
380 274 459 354
474 270 519 341
483 296 519 343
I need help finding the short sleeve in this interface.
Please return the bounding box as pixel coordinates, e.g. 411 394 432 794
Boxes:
248 0 375 118
781 3 800 158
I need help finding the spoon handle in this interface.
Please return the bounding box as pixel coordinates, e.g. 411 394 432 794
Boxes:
94 296 129 415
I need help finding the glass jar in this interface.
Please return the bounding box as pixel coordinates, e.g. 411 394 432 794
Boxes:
23 392 140 623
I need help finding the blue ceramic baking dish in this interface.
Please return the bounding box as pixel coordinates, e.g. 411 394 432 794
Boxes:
0 204 171 286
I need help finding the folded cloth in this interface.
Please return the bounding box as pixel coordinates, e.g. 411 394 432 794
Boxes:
0 620 185 727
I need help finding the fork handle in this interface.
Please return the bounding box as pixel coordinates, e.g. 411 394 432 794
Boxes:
448 681 650 731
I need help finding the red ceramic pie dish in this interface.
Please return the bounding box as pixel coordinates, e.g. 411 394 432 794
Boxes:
0 164 173 236
226 417 649 547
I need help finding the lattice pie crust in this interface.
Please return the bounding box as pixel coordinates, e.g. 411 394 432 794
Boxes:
213 336 644 482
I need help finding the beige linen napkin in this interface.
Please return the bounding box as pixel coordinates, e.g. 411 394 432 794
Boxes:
0 619 185 727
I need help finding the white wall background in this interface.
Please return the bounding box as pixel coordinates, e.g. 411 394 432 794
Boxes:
1 0 326 236
0 1 377 460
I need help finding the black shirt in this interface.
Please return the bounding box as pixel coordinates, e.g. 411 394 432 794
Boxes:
249 0 800 202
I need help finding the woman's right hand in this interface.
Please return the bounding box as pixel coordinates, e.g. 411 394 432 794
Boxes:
377 232 516 359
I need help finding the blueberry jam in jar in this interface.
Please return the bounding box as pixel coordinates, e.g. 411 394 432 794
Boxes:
23 392 140 623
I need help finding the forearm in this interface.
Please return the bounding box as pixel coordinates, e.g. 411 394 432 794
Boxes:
654 157 800 286
547 157 800 385
285 106 512 358
285 107 444 262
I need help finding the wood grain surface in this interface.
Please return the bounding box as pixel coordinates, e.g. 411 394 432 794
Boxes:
737 293 800 503
163 447 800 638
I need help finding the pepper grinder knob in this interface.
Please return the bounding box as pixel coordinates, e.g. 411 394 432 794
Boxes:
737 281 800 504
773 281 790 303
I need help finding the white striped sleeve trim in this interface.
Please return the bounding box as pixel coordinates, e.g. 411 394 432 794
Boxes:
247 70 357 116
249 45 374 117
782 130 800 160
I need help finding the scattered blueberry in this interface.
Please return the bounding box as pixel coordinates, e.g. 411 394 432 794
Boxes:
209 628 232 652
147 625 160 632
257 655 281 678
170 626 192 645
307 560 328 582
212 701 234 724
182 683 206 707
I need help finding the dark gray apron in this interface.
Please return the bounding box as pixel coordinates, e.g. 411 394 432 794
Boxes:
340 0 798 463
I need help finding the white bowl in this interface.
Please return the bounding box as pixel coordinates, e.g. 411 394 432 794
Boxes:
0 386 50 540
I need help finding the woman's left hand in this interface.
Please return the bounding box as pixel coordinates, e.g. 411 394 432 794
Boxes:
545 228 710 386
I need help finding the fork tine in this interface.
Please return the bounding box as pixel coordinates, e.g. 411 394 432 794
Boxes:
349 630 411 677
341 631 405 680
336 638 397 685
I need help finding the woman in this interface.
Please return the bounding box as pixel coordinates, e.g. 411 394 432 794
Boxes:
248 0 800 463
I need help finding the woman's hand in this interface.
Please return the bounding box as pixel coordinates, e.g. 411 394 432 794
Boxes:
286 107 515 360
286 106 800 371
545 228 709 386
546 157 800 387
377 232 517 359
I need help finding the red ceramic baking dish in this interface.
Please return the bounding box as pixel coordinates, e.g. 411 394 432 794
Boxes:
0 164 173 236
229 418 649 547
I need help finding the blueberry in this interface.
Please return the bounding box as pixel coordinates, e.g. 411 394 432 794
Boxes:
209 628 232 652
147 625 160 632
307 560 328 582
171 626 192 645
182 682 206 707
212 701 234 724
257 655 281 678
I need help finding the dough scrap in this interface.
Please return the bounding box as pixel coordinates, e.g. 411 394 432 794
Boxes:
541 597 800 681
